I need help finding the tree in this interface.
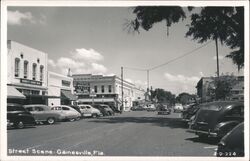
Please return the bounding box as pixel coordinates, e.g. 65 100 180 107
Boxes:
176 92 196 105
124 6 189 36
126 6 244 70
151 88 175 105
186 7 244 74
207 75 238 101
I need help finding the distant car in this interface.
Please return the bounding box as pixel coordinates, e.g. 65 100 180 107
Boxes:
78 104 103 118
173 103 183 113
51 105 81 122
188 101 244 139
24 104 65 124
182 103 200 122
7 103 36 129
92 104 114 116
69 105 82 116
146 104 156 112
157 105 171 115
217 122 244 157
131 105 145 111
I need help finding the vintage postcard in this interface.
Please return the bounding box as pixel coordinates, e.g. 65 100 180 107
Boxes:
1 0 249 161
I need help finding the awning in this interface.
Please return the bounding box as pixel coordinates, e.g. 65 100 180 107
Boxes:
61 90 77 101
78 98 115 103
7 86 26 99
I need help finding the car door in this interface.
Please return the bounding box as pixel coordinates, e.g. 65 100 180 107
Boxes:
34 106 46 121
62 106 74 118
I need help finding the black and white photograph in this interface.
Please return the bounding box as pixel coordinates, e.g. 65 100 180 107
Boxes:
1 0 249 161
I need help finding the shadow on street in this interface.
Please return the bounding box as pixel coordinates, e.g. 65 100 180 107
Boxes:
185 136 220 145
87 115 189 129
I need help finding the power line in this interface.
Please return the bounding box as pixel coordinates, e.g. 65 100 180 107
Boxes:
123 66 147 71
148 40 213 71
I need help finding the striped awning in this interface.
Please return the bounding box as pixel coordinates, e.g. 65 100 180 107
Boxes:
7 86 26 99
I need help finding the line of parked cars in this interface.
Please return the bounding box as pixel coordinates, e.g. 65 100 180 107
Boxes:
183 101 244 157
7 103 118 129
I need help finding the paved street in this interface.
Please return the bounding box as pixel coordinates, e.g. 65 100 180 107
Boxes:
7 111 219 156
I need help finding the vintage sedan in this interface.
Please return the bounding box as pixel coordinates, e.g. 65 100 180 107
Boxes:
182 103 200 122
23 104 65 124
216 122 244 157
78 104 103 118
7 103 36 129
92 104 114 116
157 105 171 115
51 105 81 122
188 101 243 139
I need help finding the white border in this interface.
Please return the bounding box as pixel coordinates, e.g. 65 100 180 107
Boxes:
1 1 249 161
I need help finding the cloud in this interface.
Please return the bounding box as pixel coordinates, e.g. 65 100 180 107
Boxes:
8 10 46 25
48 48 108 75
71 48 103 62
213 55 224 60
125 78 134 83
164 72 200 94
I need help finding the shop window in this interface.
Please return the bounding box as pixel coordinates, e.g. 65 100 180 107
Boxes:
101 85 105 93
14 58 20 77
23 60 28 79
32 63 37 80
108 85 112 93
40 65 44 82
94 86 98 93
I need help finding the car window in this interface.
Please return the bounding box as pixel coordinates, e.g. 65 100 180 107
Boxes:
62 107 70 110
26 107 33 111
86 106 91 109
7 105 26 111
35 107 44 111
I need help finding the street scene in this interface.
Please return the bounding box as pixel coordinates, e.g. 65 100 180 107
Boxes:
4 1 248 159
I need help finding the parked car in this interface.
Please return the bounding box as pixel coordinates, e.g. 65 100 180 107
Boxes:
51 105 81 121
24 104 65 124
109 105 121 113
69 105 82 116
78 104 103 118
92 104 114 116
182 103 200 122
131 105 145 111
216 122 244 157
173 103 184 113
157 105 171 115
146 104 157 112
7 103 36 129
188 101 244 139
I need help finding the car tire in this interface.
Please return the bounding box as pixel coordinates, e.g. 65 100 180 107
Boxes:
16 121 24 129
92 114 97 118
47 117 55 125
69 118 75 122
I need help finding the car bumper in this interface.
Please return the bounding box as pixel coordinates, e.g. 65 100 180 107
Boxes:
187 129 218 137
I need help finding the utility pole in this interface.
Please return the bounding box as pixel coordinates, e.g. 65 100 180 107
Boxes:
147 70 149 90
215 38 220 78
121 66 124 113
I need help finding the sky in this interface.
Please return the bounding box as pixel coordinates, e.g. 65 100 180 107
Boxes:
7 6 244 95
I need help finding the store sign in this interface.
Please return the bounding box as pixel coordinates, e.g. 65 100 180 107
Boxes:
62 80 71 87
20 78 42 86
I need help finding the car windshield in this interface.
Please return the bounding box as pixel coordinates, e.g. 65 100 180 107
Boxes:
200 104 223 111
7 105 26 111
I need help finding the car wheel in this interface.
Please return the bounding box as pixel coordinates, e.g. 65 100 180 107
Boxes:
92 114 97 118
69 118 75 122
76 117 81 121
16 121 24 129
47 117 55 125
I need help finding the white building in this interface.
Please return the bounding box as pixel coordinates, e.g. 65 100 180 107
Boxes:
7 40 48 104
48 71 76 106
72 74 145 111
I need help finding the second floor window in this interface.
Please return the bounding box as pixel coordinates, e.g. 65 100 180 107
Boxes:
101 85 105 93
40 65 44 82
108 85 112 93
94 86 98 93
32 63 37 80
23 61 28 79
14 58 20 77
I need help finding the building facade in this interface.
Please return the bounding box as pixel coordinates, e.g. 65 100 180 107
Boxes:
48 71 76 106
72 74 145 111
196 76 244 102
7 40 48 104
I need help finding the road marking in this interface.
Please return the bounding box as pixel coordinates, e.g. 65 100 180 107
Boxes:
204 146 217 149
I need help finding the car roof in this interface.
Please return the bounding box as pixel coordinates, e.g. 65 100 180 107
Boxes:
7 103 22 106
23 104 50 107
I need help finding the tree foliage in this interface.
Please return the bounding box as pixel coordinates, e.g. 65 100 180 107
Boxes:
207 75 238 101
150 88 175 105
175 92 196 105
127 6 244 70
